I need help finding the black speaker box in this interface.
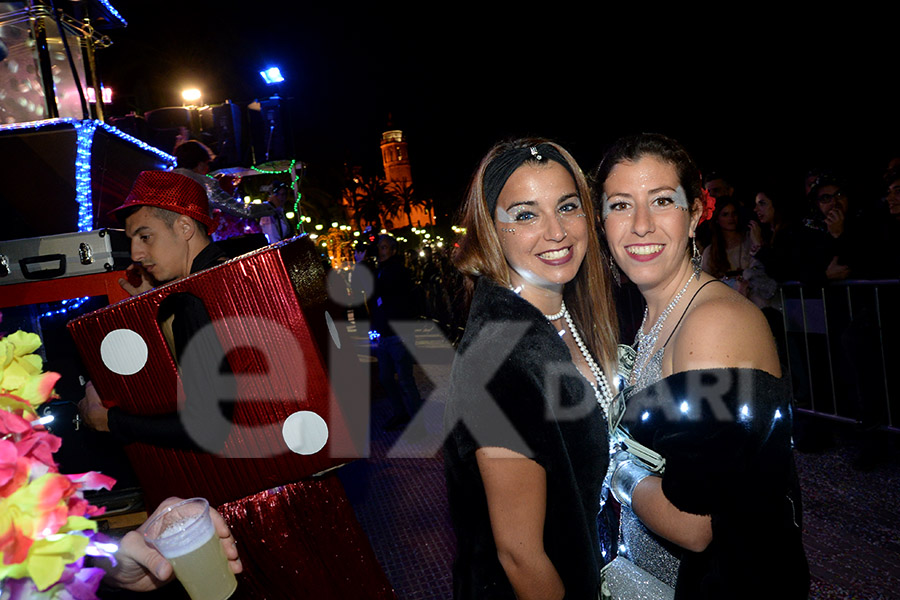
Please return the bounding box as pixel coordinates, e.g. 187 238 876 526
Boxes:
207 101 247 168
144 106 201 155
108 113 150 144
248 98 293 164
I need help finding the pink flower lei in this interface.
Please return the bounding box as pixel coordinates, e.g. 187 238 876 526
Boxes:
0 322 117 599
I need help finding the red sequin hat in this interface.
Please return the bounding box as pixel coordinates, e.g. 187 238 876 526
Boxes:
109 170 218 234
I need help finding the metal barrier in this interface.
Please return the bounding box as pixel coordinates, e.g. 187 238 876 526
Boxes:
779 280 900 432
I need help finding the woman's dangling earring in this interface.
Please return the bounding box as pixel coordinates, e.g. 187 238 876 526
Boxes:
691 234 701 275
608 254 621 286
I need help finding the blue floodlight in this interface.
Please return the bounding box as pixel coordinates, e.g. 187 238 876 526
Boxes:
260 67 285 85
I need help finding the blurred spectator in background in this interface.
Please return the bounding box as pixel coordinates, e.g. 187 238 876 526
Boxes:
259 181 294 243
696 169 737 249
746 184 799 362
173 140 236 206
348 238 378 312
701 196 753 287
701 193 782 353
800 174 871 281
877 167 900 278
173 140 263 242
748 182 810 282
703 169 736 200
369 234 423 432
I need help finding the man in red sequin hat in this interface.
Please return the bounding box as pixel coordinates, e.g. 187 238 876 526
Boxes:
108 170 223 293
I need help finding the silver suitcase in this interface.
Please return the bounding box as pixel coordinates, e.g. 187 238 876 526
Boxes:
0 229 130 286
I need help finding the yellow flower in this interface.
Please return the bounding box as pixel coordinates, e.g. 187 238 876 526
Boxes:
0 331 43 362
0 331 58 411
0 531 90 591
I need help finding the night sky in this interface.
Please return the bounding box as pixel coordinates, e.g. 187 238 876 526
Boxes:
95 3 897 221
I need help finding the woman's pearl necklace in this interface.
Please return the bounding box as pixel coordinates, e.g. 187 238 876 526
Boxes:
546 301 613 417
543 304 566 321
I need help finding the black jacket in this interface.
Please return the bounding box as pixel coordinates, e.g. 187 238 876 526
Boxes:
619 368 810 599
443 277 609 600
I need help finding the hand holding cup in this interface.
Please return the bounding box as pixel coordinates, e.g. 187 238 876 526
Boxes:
141 497 240 600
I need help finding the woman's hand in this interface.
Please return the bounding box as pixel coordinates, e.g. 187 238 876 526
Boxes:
748 220 763 246
630 477 713 553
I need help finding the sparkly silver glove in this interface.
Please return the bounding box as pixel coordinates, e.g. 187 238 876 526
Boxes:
609 449 655 508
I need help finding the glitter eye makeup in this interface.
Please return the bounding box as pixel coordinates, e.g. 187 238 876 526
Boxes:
601 192 631 221
495 205 517 223
506 205 537 223
601 186 690 221
497 191 584 236
663 186 690 211
497 203 543 226
559 196 586 219
601 192 613 221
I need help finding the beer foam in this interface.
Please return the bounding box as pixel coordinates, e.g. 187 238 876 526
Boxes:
155 514 215 558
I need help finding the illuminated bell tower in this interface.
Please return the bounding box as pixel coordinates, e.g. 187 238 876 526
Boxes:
379 128 433 227
380 129 411 185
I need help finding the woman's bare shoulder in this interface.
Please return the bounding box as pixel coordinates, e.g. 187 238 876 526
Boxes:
670 281 780 375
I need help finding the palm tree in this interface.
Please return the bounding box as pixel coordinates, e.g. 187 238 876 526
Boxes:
421 194 436 226
349 176 395 230
389 181 420 227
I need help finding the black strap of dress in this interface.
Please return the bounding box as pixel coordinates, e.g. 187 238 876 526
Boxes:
661 279 722 349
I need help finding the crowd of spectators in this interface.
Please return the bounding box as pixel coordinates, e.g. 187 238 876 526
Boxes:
695 160 900 289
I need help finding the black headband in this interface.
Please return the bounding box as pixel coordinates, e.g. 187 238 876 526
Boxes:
483 143 577 217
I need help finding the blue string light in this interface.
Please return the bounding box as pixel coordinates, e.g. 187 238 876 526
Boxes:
96 0 127 26
74 120 97 231
39 297 90 319
95 120 175 162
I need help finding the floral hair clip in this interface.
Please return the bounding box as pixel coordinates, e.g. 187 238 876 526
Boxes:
698 188 716 225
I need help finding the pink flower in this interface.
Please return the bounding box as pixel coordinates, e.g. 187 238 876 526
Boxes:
0 523 32 566
0 407 32 437
0 440 18 488
15 429 62 471
0 453 29 498
65 472 116 493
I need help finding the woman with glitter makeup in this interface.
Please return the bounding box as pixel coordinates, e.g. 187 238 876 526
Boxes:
443 138 619 599
593 133 809 599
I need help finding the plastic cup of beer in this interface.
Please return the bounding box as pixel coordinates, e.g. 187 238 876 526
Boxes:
142 497 237 600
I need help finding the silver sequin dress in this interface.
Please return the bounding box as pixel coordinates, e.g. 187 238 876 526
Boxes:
618 345 681 589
